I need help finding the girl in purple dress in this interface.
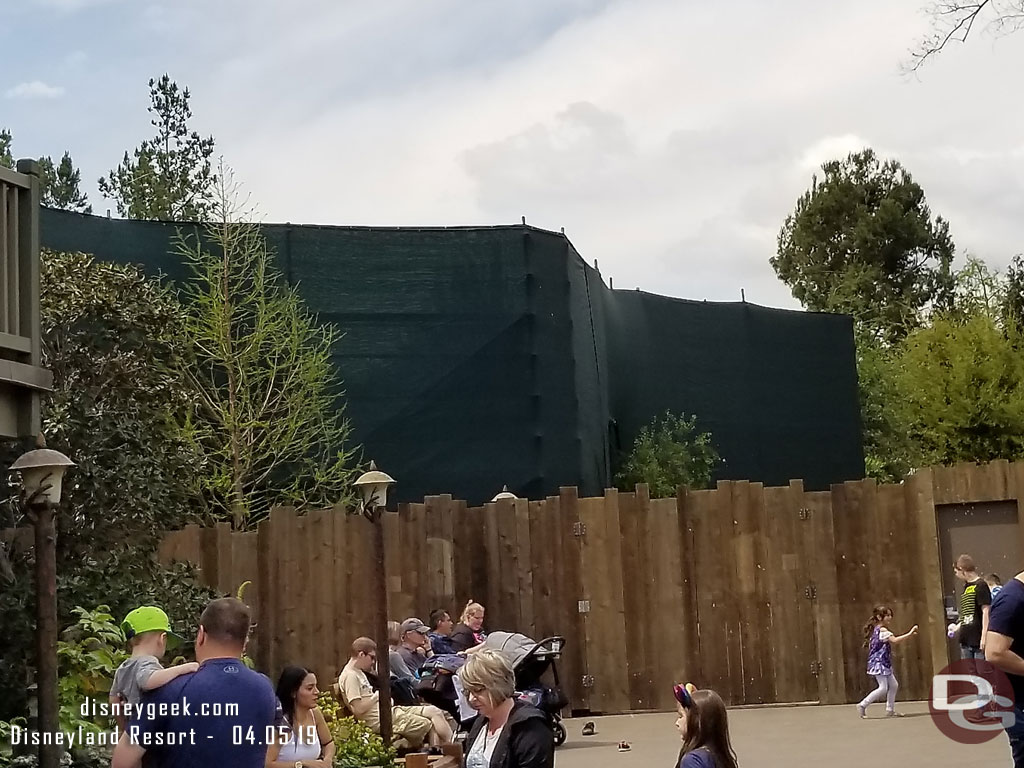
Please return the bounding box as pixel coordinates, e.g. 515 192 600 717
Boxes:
857 604 918 718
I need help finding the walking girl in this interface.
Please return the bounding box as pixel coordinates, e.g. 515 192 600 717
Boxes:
857 605 918 718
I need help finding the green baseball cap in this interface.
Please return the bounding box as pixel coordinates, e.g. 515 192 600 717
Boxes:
122 606 185 649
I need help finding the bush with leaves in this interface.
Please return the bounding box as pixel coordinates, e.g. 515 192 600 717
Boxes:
0 251 214 720
614 412 719 498
56 606 127 734
317 692 396 768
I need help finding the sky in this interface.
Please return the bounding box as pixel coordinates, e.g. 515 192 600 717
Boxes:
2 0 1023 309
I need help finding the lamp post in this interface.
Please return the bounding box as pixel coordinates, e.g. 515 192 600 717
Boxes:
10 440 74 768
353 461 396 747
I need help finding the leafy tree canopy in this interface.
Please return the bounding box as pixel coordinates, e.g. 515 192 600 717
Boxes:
614 411 719 498
772 148 955 344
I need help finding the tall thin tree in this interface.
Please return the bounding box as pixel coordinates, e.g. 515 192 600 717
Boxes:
175 164 358 529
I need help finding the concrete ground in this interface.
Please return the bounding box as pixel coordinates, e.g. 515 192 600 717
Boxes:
554 701 1010 768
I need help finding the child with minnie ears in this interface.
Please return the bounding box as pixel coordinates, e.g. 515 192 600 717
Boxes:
672 683 740 768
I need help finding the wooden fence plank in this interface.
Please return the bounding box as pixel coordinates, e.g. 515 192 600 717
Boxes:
257 512 278 675
307 508 333 683
579 490 629 714
619 489 653 710
514 498 535 635
332 506 351 679
482 501 504 629
799 487 845 704
649 497 688 710
558 486 588 713
713 482 743 704
763 485 800 703
495 497 522 631
911 468 947 678
733 481 773 704
675 489 702 702
690 488 728 697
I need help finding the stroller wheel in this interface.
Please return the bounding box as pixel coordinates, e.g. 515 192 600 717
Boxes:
553 721 567 747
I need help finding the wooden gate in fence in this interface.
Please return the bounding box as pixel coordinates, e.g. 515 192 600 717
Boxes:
158 461 1024 714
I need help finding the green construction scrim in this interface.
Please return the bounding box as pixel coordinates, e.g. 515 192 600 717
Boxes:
40 208 864 504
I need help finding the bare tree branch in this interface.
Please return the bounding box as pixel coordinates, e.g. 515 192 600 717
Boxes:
906 0 1024 71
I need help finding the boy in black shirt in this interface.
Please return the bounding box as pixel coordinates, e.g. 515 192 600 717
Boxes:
955 553 992 659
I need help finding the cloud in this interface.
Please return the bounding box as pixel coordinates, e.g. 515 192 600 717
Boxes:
5 80 65 100
31 0 121 9
9 0 1024 308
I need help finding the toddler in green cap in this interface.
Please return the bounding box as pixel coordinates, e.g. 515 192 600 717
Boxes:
109 606 199 728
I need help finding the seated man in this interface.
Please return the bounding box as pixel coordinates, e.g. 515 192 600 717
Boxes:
427 608 458 656
397 617 432 675
338 637 454 747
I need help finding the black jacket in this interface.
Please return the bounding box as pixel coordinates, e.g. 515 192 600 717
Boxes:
449 623 479 652
465 701 554 768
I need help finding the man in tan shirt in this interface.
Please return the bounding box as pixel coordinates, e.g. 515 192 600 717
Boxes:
338 637 453 747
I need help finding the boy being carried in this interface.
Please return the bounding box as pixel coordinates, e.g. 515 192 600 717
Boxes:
110 606 198 729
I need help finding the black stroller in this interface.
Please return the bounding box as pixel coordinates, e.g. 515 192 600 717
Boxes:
416 633 569 747
509 635 569 747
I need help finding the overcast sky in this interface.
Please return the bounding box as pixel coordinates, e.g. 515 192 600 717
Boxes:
3 0 1023 309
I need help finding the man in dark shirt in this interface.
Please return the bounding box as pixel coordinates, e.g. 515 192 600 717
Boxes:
956 553 992 659
427 609 457 657
111 597 279 768
986 571 1024 767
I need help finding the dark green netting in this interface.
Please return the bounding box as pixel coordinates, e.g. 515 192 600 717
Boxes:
40 208 864 503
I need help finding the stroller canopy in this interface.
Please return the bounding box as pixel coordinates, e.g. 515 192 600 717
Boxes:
481 631 537 668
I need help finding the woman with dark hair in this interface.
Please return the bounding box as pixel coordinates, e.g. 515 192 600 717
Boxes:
266 666 335 768
671 683 739 768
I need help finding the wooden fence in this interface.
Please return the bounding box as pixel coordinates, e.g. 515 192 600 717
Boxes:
158 461 1024 714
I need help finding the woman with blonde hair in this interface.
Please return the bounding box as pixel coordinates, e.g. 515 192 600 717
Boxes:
461 650 554 768
450 601 486 652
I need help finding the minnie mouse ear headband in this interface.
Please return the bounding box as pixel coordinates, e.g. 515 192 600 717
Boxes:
673 682 697 708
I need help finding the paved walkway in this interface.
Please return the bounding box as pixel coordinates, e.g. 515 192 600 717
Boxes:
554 701 1009 767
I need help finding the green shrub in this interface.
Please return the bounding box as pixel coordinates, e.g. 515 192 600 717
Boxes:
317 692 396 768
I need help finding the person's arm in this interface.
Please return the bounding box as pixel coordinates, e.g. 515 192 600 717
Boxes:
141 661 199 691
987 631 1024 674
315 707 335 767
509 720 555 768
885 625 918 645
109 692 127 732
347 692 378 719
263 738 283 768
978 581 993 649
111 727 146 768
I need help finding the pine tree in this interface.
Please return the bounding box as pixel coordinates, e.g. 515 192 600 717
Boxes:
0 129 12 169
39 152 92 213
99 75 216 221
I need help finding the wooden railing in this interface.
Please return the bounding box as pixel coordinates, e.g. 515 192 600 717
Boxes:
0 160 50 438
